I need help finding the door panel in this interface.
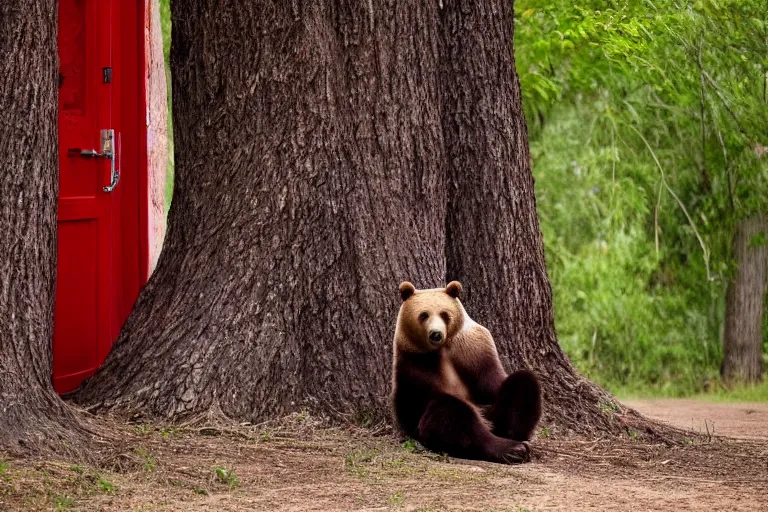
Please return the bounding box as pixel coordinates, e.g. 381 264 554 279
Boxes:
52 220 99 392
54 0 115 394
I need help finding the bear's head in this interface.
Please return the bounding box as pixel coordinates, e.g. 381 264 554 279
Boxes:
396 281 465 352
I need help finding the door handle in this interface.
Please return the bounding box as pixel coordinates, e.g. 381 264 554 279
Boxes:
101 129 120 193
67 129 120 193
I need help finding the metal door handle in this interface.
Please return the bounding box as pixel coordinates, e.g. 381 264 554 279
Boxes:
102 129 120 193
66 129 120 193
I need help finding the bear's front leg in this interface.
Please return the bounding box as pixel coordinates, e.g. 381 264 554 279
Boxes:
417 393 530 464
489 370 542 442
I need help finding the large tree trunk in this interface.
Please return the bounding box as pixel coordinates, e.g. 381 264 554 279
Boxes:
439 0 631 436
78 0 667 440
0 0 89 456
722 214 767 385
77 1 447 421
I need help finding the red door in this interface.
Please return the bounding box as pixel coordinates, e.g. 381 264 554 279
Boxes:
54 0 119 394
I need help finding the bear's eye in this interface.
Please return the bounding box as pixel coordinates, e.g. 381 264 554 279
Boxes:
418 312 429 323
440 312 451 324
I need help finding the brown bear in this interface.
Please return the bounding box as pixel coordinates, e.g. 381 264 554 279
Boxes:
390 280 542 464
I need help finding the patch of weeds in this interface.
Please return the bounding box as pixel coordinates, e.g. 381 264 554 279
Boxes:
538 425 551 437
194 488 209 495
160 426 180 438
626 428 639 441
0 459 9 475
97 477 115 493
344 448 381 478
53 495 74 510
133 424 153 435
599 399 620 415
401 438 424 453
258 429 273 442
702 420 716 442
70 465 84 474
134 448 157 472
214 467 239 489
388 491 405 506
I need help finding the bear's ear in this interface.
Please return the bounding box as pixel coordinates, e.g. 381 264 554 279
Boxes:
445 281 463 299
399 281 416 301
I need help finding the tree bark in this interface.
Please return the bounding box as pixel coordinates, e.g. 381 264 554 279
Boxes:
722 214 767 385
0 0 89 456
77 1 447 422
78 0 669 440
439 0 634 436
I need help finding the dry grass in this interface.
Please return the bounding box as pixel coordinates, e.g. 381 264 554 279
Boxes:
1 402 767 511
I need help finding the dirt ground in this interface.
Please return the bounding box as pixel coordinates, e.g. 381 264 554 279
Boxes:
1 399 767 511
624 398 768 440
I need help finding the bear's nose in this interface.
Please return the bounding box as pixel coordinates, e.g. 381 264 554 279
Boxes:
428 330 444 345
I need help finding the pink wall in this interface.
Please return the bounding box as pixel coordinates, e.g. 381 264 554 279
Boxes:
144 0 168 277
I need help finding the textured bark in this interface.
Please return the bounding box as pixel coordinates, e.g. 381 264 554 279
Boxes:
722 214 767 385
0 1 89 456
77 1 447 422
439 0 647 436
79 0 667 440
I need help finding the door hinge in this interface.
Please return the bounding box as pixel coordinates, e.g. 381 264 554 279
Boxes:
103 67 112 84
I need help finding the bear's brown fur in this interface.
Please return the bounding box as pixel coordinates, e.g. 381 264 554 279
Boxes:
391 281 541 464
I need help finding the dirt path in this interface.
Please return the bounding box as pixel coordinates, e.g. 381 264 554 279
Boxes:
1 399 767 511
623 398 768 440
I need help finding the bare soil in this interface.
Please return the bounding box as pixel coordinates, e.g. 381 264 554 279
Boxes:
1 399 766 511
624 398 768 440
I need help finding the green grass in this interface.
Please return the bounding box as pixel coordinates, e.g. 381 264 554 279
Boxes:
159 0 174 215
134 448 157 472
98 477 115 493
388 491 405 506
692 380 768 402
615 379 768 402
53 495 74 510
214 467 239 489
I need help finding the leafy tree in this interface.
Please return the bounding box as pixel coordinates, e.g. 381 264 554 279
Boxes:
515 0 768 391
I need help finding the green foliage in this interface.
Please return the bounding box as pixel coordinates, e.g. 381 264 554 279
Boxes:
214 467 239 488
693 379 768 402
159 0 174 212
53 495 74 510
388 491 406 506
516 0 768 396
134 448 157 472
97 477 115 493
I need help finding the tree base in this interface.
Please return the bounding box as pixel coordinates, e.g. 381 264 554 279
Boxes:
536 371 689 445
0 397 94 460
